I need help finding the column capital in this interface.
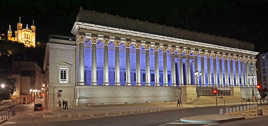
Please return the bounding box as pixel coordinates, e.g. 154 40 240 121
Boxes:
114 40 121 47
162 46 168 52
125 41 131 48
183 47 190 56
154 45 159 51
76 34 85 44
103 39 109 46
145 44 150 50
170 47 176 54
198 49 204 57
91 37 97 44
216 51 222 57
233 54 238 61
135 42 141 49
210 50 216 58
176 47 183 55
204 50 209 56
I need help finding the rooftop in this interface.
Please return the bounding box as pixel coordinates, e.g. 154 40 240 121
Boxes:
75 8 255 51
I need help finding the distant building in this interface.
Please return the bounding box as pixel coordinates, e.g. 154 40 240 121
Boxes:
7 17 36 48
9 61 43 104
258 53 268 89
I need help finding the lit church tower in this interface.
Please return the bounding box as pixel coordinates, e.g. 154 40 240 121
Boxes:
31 20 36 47
7 17 36 48
17 17 23 43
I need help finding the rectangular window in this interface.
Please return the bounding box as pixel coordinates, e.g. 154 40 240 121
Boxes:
59 67 69 83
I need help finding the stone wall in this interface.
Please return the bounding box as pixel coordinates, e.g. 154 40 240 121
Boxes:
75 86 181 105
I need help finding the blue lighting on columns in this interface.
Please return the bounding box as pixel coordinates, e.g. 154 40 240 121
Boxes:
140 45 146 86
238 60 242 87
175 54 180 86
243 63 246 86
198 55 202 86
130 44 136 86
84 40 92 85
190 54 195 85
108 42 115 86
96 41 104 86
167 50 172 86
150 48 155 86
204 56 208 86
182 54 187 85
216 57 220 87
227 59 231 86
119 43 126 86
222 57 225 87
159 49 164 86
233 60 236 86
210 57 214 86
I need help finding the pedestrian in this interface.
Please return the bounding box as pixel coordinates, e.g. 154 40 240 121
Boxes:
62 100 66 110
58 100 62 108
177 96 183 112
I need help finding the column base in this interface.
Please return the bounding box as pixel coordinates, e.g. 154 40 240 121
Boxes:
180 85 197 103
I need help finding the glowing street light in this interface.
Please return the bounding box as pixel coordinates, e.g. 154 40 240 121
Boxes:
1 83 6 88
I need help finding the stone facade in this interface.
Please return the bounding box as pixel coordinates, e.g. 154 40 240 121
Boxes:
44 9 259 110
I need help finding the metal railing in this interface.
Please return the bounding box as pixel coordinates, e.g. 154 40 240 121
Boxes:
0 104 16 123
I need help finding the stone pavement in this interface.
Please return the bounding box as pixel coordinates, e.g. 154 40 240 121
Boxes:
1 96 259 125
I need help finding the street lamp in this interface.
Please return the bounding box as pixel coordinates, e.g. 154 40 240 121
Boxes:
1 83 6 88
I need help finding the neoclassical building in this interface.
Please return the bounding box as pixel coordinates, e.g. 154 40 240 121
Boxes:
44 9 259 109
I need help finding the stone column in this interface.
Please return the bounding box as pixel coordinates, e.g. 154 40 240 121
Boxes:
171 48 176 86
163 46 168 86
229 54 234 86
77 35 85 85
136 43 141 86
212 51 217 87
194 49 199 85
206 50 211 86
114 40 120 86
223 53 228 86
103 39 109 86
154 45 160 86
200 49 205 86
145 44 151 86
237 56 240 86
244 56 249 87
184 47 191 85
234 55 239 86
125 42 131 86
178 48 184 85
239 56 245 87
91 38 97 86
217 52 223 87
252 58 257 86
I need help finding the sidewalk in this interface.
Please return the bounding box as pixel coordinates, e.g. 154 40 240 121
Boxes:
2 96 260 125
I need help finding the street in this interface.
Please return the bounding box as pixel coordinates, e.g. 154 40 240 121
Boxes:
3 106 219 126
219 116 268 126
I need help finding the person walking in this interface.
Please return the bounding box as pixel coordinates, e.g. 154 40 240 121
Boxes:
177 95 183 112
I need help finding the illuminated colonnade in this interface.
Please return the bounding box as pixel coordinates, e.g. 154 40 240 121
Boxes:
77 34 257 87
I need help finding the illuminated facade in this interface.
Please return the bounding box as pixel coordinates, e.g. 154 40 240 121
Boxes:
7 17 36 48
45 9 259 109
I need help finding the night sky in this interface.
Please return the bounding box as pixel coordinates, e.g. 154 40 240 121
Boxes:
1 0 268 52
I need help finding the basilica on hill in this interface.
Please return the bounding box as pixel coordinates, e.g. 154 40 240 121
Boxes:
7 17 36 48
